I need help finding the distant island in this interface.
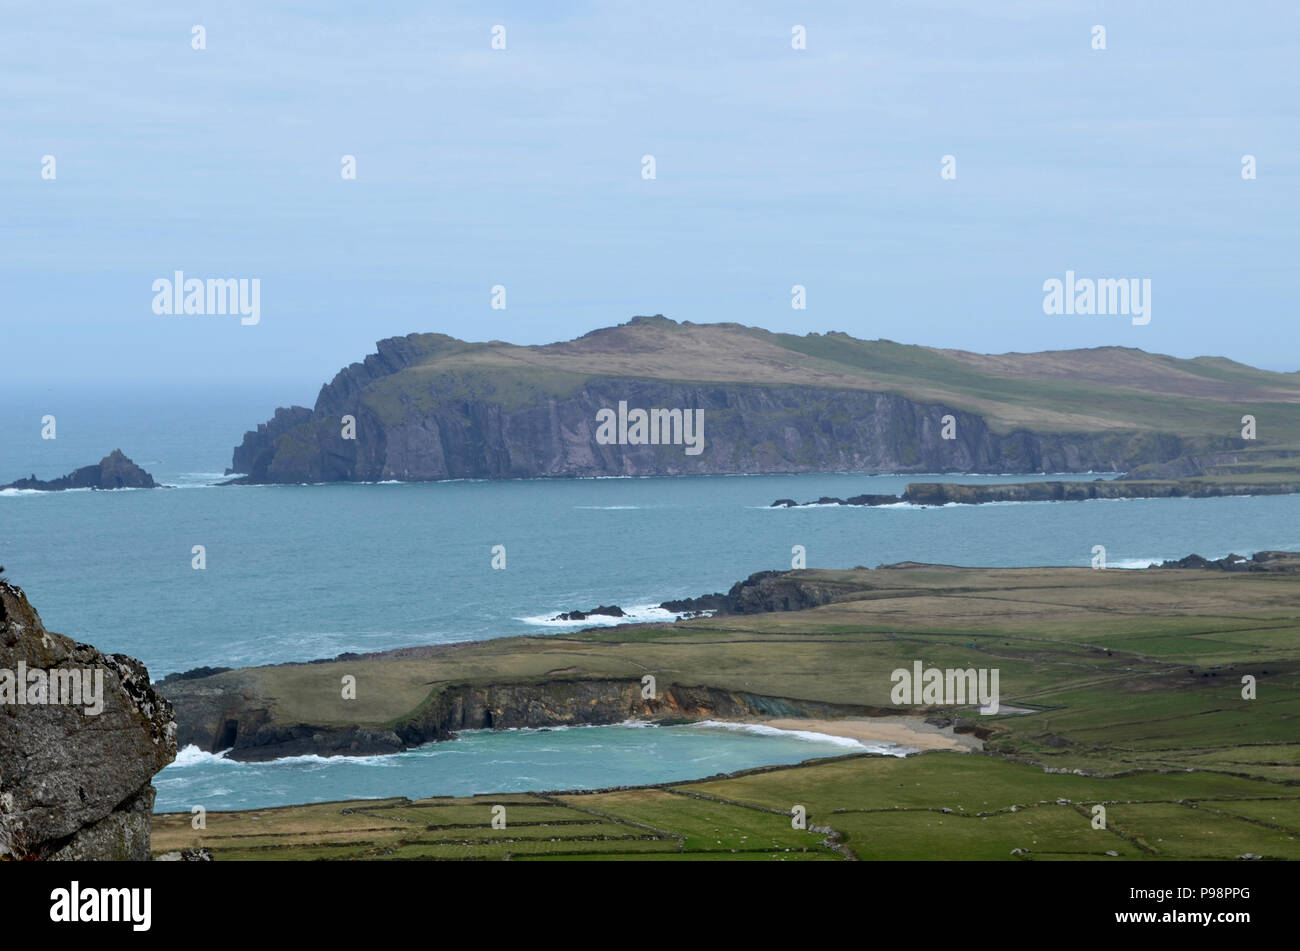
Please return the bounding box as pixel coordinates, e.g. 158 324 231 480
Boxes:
224 316 1300 485
2 449 157 491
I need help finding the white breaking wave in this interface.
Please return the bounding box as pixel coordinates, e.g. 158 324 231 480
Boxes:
1109 557 1165 569
691 719 898 751
169 744 233 767
517 604 689 627
164 743 406 769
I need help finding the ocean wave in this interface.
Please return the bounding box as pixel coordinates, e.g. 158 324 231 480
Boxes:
574 505 643 510
165 744 410 769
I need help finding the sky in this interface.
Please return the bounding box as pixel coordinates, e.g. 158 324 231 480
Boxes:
2 0 1297 387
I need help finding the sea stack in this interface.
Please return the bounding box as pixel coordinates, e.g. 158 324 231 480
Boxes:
2 449 158 491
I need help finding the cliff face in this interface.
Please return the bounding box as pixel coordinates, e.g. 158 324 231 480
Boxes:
231 374 1208 483
0 580 177 860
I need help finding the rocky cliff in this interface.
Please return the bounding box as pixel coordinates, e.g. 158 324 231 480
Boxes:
227 318 1288 483
3 449 157 491
163 675 875 762
0 580 176 860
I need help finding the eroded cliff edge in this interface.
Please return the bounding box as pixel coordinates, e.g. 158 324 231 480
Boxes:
0 580 177 860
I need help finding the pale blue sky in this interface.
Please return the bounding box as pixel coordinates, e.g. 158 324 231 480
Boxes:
3 1 1297 385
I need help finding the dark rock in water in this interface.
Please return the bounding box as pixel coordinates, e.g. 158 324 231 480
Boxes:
0 580 176 860
550 604 626 621
2 449 158 491
770 493 902 508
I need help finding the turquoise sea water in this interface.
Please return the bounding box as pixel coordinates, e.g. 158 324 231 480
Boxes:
3 385 1297 810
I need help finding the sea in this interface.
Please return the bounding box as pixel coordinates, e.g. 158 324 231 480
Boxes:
3 384 1296 811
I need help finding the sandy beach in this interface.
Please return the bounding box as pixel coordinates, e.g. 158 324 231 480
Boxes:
750 716 984 752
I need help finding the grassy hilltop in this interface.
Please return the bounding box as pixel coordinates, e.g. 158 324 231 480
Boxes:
156 557 1300 860
365 317 1300 440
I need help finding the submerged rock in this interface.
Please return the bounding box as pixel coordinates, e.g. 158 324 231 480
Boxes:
0 580 176 860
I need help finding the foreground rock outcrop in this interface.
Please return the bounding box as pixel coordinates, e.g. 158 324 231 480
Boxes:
2 449 157 491
0 580 176 860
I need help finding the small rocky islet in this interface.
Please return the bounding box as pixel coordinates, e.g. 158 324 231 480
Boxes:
2 449 158 491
